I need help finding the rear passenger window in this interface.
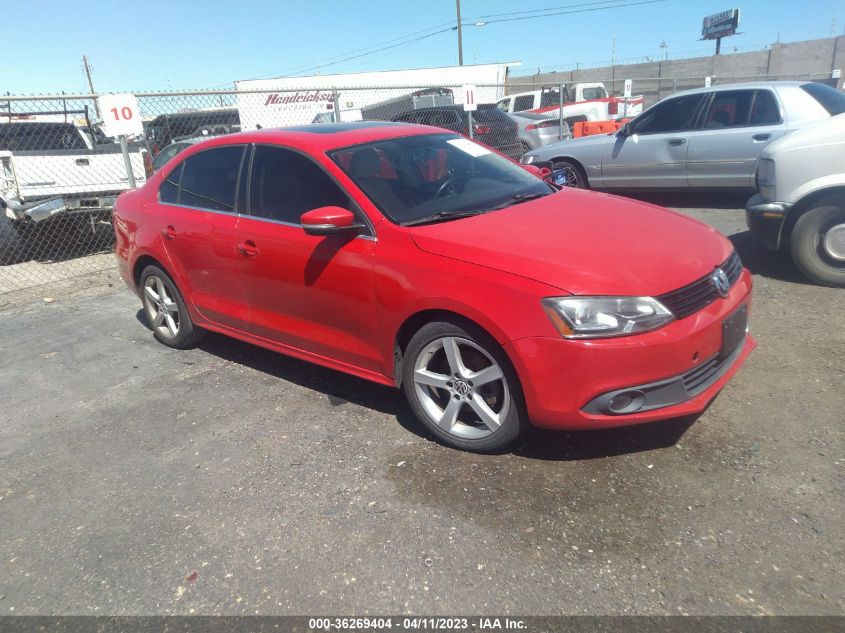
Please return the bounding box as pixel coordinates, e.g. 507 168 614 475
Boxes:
512 95 534 112
159 163 182 204
703 90 754 128
178 145 244 212
249 146 351 224
749 90 781 125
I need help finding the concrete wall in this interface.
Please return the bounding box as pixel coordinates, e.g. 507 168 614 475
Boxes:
509 36 844 105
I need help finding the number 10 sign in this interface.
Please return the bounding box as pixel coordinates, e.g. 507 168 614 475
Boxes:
98 93 143 138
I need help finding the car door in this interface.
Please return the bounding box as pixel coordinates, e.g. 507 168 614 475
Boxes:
234 145 381 372
686 89 788 188
600 92 706 188
156 144 251 331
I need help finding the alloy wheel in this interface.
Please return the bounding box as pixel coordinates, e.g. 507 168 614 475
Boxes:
412 336 511 440
142 275 180 339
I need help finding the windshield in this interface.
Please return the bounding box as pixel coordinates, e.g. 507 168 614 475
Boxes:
800 82 845 116
329 133 553 225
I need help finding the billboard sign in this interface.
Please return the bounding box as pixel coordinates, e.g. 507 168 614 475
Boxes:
702 9 740 40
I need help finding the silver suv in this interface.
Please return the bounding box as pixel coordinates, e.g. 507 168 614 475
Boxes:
521 81 839 190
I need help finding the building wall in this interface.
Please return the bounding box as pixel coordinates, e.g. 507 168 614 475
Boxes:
509 36 844 105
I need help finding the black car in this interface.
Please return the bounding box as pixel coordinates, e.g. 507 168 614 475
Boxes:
392 105 522 160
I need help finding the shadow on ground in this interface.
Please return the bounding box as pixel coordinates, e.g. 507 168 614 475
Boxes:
137 310 696 461
620 190 752 210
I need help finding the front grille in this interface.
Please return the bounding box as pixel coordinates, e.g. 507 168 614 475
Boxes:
658 251 743 319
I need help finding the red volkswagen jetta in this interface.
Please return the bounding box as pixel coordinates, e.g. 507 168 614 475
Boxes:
114 122 755 452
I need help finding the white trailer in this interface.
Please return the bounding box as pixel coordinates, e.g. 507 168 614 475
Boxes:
235 62 519 130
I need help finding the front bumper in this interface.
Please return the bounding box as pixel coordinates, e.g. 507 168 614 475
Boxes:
746 193 790 250
504 269 756 430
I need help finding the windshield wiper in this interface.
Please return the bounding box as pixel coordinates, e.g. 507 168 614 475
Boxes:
487 192 551 211
401 209 487 227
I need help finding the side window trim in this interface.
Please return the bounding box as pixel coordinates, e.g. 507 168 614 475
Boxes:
246 143 376 239
234 144 253 215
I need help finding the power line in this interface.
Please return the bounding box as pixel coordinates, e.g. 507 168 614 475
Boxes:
231 0 669 84
468 0 654 21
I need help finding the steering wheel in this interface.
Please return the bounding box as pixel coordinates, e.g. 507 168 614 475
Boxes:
434 176 461 198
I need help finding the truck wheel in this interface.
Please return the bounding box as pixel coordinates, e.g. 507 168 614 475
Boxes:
790 198 845 287
552 159 589 189
139 265 207 348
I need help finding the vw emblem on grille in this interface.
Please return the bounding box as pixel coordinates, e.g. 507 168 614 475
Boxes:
712 268 730 298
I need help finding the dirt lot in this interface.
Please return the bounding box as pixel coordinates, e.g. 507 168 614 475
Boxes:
0 193 843 615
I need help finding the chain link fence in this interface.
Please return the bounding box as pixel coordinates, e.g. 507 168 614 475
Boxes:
0 73 837 297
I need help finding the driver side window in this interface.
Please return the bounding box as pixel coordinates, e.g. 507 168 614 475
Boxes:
633 94 705 135
248 146 352 225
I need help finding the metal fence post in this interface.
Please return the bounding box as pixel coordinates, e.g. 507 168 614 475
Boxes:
119 134 136 189
332 89 341 123
558 83 565 140
467 108 474 140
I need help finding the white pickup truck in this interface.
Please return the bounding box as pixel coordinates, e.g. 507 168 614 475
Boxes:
1 120 148 232
496 83 645 121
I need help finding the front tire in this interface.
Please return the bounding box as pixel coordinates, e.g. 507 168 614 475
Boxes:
552 159 589 189
402 321 527 452
790 199 845 287
139 264 207 348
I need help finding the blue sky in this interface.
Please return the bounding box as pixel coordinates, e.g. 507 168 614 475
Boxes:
3 0 844 94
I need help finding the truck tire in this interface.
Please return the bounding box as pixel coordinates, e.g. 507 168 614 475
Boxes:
790 198 845 287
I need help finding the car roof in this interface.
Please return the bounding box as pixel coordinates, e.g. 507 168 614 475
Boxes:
179 121 445 153
670 80 808 98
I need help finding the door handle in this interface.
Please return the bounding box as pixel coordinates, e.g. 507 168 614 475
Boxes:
237 240 259 257
161 225 176 240
668 138 686 146
75 158 89 166
752 133 772 142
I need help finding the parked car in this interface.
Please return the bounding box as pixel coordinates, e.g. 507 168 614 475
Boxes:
392 105 522 159
746 109 845 287
521 81 839 190
511 112 571 152
361 88 454 121
496 84 644 120
114 122 755 452
145 109 240 155
1 120 149 242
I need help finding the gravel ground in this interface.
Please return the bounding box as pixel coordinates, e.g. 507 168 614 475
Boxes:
0 193 843 615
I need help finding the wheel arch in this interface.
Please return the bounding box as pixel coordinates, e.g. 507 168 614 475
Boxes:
392 309 514 387
781 186 845 245
132 254 169 290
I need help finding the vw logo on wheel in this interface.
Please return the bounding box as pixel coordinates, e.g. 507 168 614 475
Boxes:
712 268 730 298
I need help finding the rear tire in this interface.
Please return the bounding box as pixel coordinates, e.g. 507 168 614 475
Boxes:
552 159 589 189
790 199 845 287
139 264 207 348
402 321 527 452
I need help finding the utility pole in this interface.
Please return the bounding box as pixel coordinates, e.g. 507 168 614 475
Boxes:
456 0 463 66
82 55 100 118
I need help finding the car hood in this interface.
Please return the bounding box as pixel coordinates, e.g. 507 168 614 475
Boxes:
409 189 732 296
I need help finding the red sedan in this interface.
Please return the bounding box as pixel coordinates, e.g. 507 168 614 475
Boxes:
114 122 756 452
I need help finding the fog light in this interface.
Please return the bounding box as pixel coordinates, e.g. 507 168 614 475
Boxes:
607 390 646 414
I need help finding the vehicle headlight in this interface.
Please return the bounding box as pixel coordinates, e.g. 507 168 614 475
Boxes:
756 158 775 200
542 296 674 339
520 153 538 165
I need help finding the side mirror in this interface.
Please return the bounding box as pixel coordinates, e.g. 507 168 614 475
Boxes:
301 206 362 237
617 122 632 137
522 164 543 178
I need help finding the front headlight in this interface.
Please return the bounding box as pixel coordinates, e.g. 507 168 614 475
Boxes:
756 158 775 200
520 153 538 165
542 296 674 339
